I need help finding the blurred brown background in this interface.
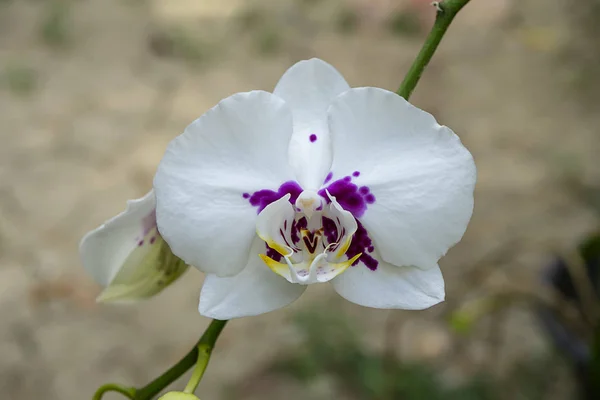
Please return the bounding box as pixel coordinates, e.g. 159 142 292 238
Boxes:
1 0 599 399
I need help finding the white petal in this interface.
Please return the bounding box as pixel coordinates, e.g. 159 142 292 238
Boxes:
327 88 476 269
255 194 296 258
274 59 350 190
80 191 156 287
324 191 357 259
154 91 296 276
199 237 306 319
332 257 445 310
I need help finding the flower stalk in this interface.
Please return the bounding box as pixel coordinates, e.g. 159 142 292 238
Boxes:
92 319 227 400
397 0 472 100
92 383 136 400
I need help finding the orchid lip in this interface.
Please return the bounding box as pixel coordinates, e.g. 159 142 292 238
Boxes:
256 190 360 285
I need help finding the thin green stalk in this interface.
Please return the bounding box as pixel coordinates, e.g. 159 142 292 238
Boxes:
135 319 227 399
92 319 227 400
92 384 135 400
397 0 471 100
183 342 214 394
590 323 600 398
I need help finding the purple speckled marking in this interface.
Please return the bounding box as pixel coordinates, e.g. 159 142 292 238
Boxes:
309 134 317 142
137 210 158 245
247 181 303 213
142 210 157 235
150 236 156 244
322 217 339 249
248 175 379 271
319 172 378 270
318 173 375 218
347 220 378 270
266 244 282 262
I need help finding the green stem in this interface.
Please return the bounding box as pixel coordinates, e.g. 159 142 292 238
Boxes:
91 320 228 400
182 343 213 394
182 321 228 395
590 323 600 397
92 383 136 400
135 319 228 400
397 0 471 100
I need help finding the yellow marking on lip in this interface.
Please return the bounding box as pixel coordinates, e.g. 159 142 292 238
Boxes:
336 237 352 258
256 227 292 257
330 253 362 276
267 240 290 257
259 254 290 278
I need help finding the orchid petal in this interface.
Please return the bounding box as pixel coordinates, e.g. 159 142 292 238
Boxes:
79 191 188 301
154 91 295 276
327 87 476 270
332 254 445 310
199 237 306 319
255 194 296 258
274 59 350 190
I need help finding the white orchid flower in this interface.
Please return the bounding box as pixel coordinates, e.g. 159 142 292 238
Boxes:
80 190 188 302
154 58 476 320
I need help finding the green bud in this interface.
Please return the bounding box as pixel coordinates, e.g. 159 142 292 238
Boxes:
97 231 188 302
158 391 200 400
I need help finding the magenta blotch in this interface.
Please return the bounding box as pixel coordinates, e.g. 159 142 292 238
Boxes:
319 172 379 270
142 210 157 235
324 172 333 184
265 244 282 262
318 173 375 218
346 221 378 270
247 181 303 213
309 134 317 142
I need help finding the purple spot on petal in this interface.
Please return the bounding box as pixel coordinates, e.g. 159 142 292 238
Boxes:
297 217 307 230
142 210 157 235
319 175 376 218
242 193 250 199
265 244 282 262
345 220 378 270
150 236 156 244
247 181 303 213
318 174 379 270
352 171 360 177
322 217 339 246
309 134 317 142
324 172 333 184
138 240 144 247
